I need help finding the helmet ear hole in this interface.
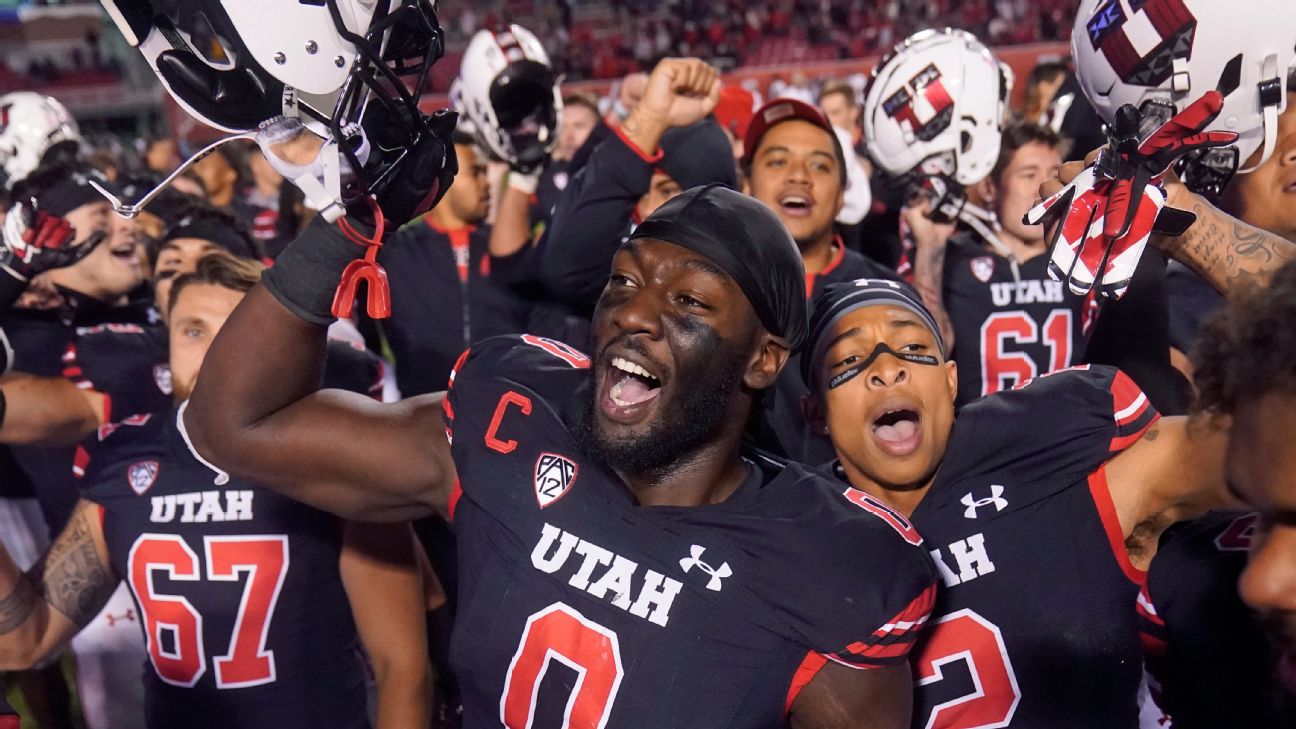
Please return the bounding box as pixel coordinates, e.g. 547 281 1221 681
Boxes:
960 130 973 154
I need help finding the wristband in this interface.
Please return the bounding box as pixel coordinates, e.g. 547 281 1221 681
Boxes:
508 169 541 195
261 215 366 326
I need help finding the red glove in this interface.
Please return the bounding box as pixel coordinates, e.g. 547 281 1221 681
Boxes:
1025 91 1238 300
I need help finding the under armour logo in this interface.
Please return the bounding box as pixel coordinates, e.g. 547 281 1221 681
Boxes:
678 545 731 591
961 485 1008 519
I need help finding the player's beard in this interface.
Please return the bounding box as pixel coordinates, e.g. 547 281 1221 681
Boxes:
577 340 747 482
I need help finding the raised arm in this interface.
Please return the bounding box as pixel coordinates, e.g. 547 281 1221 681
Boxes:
1040 157 1296 296
0 499 117 670
537 58 720 313
0 374 105 446
184 218 455 523
901 200 958 350
1153 190 1296 294
340 521 429 729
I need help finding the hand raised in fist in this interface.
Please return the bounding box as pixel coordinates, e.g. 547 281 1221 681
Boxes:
622 58 722 155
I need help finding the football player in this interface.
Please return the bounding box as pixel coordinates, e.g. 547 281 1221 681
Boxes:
186 183 938 728
1069 3 1296 724
802 170 1296 724
1193 260 1296 718
864 30 1089 408
0 252 428 729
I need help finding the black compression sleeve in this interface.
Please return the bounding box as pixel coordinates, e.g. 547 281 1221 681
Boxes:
260 215 366 326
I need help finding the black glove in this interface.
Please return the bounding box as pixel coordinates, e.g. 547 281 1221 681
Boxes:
348 107 460 229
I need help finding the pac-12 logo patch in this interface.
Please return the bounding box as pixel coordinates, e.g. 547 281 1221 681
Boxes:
970 255 996 283
153 364 173 395
534 453 577 508
128 460 159 495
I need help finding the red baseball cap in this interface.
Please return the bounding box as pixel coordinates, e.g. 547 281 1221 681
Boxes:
741 98 836 165
713 86 756 140
741 97 847 183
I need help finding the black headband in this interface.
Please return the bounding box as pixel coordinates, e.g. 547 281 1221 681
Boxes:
38 170 111 217
159 215 259 261
629 184 807 350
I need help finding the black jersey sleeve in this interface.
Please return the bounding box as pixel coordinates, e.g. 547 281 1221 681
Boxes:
72 412 161 501
444 334 591 511
945 365 1160 487
65 324 171 419
768 471 939 671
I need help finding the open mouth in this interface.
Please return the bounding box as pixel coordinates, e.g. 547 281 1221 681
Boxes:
871 406 922 457
599 354 663 423
778 192 814 217
108 241 139 265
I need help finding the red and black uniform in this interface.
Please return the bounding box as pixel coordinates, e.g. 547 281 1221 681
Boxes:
1139 511 1294 728
942 233 1089 407
0 289 153 532
378 220 530 397
892 366 1158 728
65 322 384 411
445 335 936 728
76 406 369 729
759 239 900 464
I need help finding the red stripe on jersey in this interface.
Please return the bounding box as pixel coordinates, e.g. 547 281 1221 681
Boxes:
841 488 924 545
447 479 463 522
97 503 106 528
0 714 19 729
447 348 471 390
62 366 83 378
102 393 112 424
611 122 665 165
1087 467 1145 585
783 651 828 717
1141 631 1167 657
1111 370 1149 426
442 396 454 421
846 583 937 657
1136 587 1164 626
72 445 90 478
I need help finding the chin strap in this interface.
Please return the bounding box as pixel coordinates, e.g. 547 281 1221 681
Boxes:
1238 53 1283 175
928 180 1022 282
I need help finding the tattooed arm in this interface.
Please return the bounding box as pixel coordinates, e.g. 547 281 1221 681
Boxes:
902 200 958 349
0 499 117 669
1152 191 1296 294
1041 157 1296 295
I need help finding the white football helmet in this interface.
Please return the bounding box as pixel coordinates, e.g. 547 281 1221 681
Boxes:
863 28 1008 187
1073 0 1295 189
455 24 562 171
0 92 80 187
98 0 448 219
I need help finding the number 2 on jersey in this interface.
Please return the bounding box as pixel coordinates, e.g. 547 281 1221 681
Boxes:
915 609 1021 729
501 602 624 729
980 310 1073 395
127 534 288 689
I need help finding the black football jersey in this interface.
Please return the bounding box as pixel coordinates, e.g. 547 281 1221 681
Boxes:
76 406 368 729
66 324 385 411
64 323 172 419
444 335 937 728
1140 511 1294 728
906 366 1159 728
943 234 1089 407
